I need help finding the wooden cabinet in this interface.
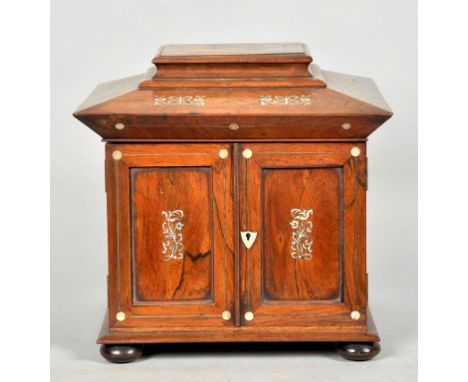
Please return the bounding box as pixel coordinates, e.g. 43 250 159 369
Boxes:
74 43 392 362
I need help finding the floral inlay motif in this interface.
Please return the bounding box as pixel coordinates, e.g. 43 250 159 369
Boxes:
161 210 185 261
260 95 312 106
154 95 206 106
290 208 314 260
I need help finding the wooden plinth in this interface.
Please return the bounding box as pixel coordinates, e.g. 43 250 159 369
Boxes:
97 308 379 345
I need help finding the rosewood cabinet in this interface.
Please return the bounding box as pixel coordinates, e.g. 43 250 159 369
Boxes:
74 43 392 362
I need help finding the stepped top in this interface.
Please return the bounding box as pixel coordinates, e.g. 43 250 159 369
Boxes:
74 43 392 141
146 42 323 86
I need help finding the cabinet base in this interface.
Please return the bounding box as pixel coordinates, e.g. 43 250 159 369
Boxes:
98 309 380 356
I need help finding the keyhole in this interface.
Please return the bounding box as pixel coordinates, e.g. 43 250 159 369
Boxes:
246 233 251 240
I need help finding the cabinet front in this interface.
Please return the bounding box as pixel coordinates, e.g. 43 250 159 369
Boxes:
106 144 234 329
239 143 367 326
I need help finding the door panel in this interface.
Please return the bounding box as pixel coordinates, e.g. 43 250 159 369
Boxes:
239 143 367 327
106 144 235 329
132 167 212 302
262 167 341 302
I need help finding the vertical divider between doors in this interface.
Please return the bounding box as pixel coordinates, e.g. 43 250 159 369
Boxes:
233 143 241 326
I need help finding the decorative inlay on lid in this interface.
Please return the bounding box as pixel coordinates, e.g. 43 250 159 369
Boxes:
154 95 206 106
260 95 312 106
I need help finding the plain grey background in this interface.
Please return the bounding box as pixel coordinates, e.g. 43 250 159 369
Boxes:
51 0 417 381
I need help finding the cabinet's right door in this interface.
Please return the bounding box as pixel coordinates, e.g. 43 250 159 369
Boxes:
239 143 367 327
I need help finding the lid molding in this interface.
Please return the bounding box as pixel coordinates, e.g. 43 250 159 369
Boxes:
148 42 325 86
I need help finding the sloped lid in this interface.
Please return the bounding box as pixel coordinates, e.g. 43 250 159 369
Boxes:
74 43 392 141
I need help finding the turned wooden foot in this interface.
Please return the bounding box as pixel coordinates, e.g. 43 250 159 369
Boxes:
336 342 381 361
100 344 143 363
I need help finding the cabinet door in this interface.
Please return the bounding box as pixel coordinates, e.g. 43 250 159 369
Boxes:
239 143 367 327
106 144 234 329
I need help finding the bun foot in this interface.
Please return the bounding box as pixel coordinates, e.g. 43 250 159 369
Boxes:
336 342 381 361
100 344 143 363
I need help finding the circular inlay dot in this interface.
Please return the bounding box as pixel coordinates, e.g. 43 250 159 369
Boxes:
219 149 229 159
350 311 361 320
242 149 253 159
342 123 352 130
112 150 122 160
351 147 361 157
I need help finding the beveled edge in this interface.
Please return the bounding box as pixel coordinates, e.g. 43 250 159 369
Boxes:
153 42 312 64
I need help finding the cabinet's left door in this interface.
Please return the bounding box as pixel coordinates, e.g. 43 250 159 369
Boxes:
105 144 235 330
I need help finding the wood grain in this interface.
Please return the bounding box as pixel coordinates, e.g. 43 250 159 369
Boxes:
74 86 391 141
131 167 212 302
262 167 341 302
153 43 312 77
154 63 312 78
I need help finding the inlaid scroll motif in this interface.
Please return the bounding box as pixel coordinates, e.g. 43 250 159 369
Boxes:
260 95 312 106
154 95 206 106
290 208 314 260
161 210 185 261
